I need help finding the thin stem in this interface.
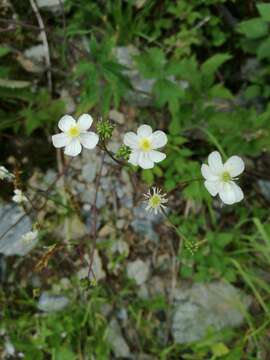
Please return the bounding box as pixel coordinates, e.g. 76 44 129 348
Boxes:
161 210 188 274
100 141 125 166
29 0 52 93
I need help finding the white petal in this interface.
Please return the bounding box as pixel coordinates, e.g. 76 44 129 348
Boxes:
204 180 220 196
148 150 166 163
137 124 152 138
128 150 140 166
124 132 139 149
138 152 154 169
151 131 167 149
230 182 244 203
224 156 245 177
219 182 239 205
201 164 219 181
77 114 93 131
208 151 224 174
64 139 82 157
58 115 76 132
52 133 70 148
80 132 99 149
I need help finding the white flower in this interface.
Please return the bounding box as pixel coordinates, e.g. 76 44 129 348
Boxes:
12 189 28 204
124 124 167 169
0 166 14 181
52 114 99 157
21 230 38 244
144 187 168 215
201 151 245 205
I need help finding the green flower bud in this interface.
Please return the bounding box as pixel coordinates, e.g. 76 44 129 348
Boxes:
96 119 114 140
115 145 131 160
185 239 199 255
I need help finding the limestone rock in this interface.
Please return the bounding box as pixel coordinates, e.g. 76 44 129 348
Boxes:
172 281 251 344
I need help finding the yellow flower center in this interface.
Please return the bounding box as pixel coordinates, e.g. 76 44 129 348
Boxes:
139 138 152 152
68 126 80 138
222 171 231 183
149 194 161 208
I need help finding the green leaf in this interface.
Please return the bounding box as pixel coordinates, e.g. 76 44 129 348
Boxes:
244 85 261 99
142 169 154 185
211 342 230 357
257 3 270 22
257 37 270 59
53 347 76 360
209 84 233 99
0 46 10 57
238 18 268 39
153 78 184 107
201 53 232 77
135 48 166 78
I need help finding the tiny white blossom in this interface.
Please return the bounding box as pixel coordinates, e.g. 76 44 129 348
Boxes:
21 230 38 244
144 187 168 215
201 151 245 205
0 166 14 181
52 114 99 157
124 124 167 169
12 189 28 204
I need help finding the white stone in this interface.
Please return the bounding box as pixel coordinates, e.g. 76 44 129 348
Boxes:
172 281 251 344
127 259 150 285
107 319 131 358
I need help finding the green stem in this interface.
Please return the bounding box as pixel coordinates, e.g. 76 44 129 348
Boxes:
177 177 202 187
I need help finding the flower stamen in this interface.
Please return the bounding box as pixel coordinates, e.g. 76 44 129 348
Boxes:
139 138 152 152
68 126 80 138
221 171 232 183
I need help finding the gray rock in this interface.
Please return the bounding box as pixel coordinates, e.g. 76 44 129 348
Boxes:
38 292 69 312
131 203 163 241
77 251 106 281
115 46 188 107
82 163 97 183
36 0 65 12
80 186 106 210
0 203 36 256
116 308 128 321
258 179 270 201
127 259 150 285
172 281 251 344
115 46 153 106
60 89 76 114
107 319 131 358
24 44 46 64
109 109 125 125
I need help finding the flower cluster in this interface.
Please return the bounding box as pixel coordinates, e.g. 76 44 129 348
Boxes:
12 189 28 204
21 230 38 244
52 113 245 207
